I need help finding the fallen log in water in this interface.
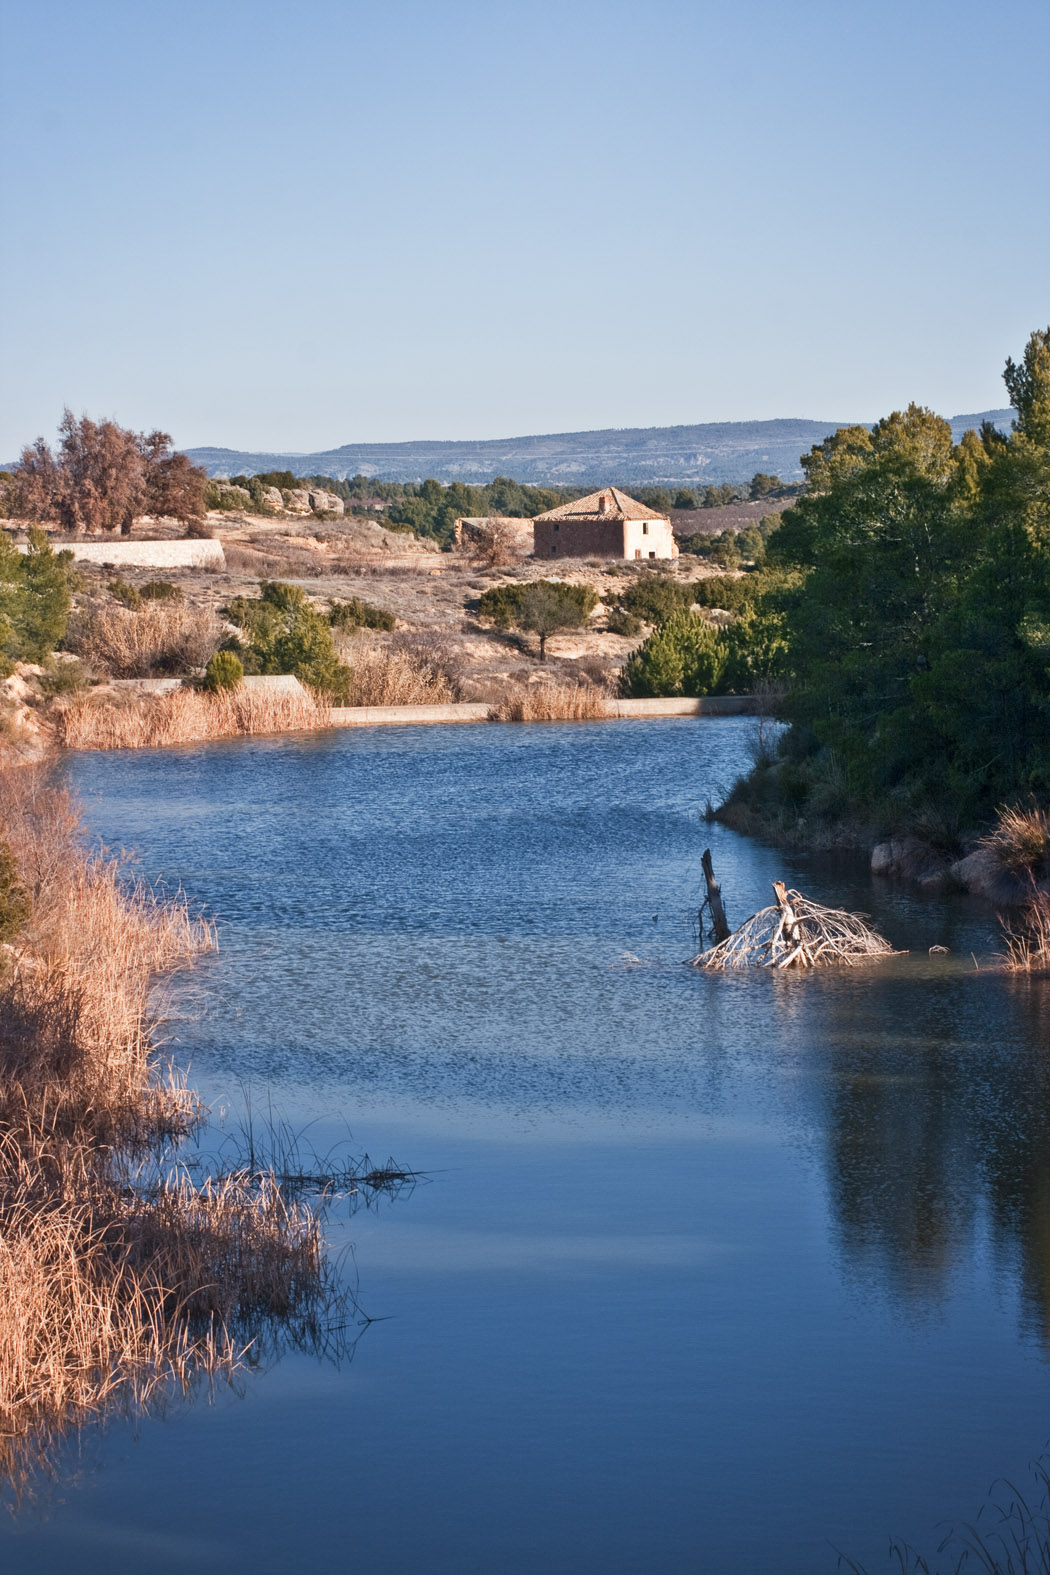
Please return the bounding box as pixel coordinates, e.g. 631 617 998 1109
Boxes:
693 880 898 970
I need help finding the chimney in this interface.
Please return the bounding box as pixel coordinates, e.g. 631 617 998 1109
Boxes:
598 492 608 514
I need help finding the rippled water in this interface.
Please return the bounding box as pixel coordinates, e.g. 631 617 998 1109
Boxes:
5 719 1050 1574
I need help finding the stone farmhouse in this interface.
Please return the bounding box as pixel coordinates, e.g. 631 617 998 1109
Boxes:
532 487 678 561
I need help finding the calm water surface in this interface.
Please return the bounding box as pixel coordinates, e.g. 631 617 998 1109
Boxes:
6 719 1050 1574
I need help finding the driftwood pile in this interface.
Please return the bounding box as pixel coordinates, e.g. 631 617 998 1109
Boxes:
693 880 897 970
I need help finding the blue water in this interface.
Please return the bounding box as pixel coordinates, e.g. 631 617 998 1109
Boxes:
5 719 1050 1574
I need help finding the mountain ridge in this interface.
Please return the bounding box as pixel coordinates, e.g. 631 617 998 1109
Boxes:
184 410 1016 487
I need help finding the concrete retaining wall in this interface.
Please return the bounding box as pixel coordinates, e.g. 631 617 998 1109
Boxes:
19 539 226 570
329 694 757 728
331 702 493 727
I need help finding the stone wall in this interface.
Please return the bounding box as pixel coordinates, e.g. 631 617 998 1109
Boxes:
533 519 626 559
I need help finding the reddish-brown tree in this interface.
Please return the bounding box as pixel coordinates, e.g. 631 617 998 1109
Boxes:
139 431 207 523
16 412 208 533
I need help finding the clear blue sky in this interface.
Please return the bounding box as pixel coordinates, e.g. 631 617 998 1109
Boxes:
1 0 1047 457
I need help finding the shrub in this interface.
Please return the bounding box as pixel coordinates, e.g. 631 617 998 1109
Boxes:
107 577 142 609
224 581 350 699
328 596 396 632
619 613 727 698
37 655 90 696
606 608 642 637
690 575 753 612
204 481 251 512
140 580 183 602
204 650 244 692
476 583 529 628
619 577 694 625
64 602 223 678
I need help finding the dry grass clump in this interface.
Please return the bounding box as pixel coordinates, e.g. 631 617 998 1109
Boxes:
488 681 611 722
1000 891 1050 971
54 685 331 750
340 643 456 706
981 804 1050 876
0 765 340 1496
65 602 223 678
694 883 897 970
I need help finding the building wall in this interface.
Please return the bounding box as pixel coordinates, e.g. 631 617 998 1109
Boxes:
622 518 677 560
533 515 677 560
533 518 627 559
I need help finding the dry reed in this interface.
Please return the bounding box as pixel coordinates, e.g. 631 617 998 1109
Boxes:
0 765 339 1496
488 682 611 722
981 804 1050 876
694 884 897 969
65 602 223 678
1000 890 1050 971
54 686 331 750
339 644 455 706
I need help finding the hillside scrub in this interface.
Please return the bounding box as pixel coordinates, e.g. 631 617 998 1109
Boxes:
328 595 396 633
618 570 792 698
720 327 1050 843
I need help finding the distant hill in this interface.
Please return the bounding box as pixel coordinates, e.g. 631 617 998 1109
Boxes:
184 411 1017 487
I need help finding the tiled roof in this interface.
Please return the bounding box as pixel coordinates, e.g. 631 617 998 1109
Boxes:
533 487 669 523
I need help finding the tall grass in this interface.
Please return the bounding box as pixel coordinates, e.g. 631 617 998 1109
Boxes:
54 685 331 750
1000 892 1050 971
0 766 339 1496
339 644 455 706
488 682 611 722
982 805 1050 877
838 1456 1050 1572
64 602 223 678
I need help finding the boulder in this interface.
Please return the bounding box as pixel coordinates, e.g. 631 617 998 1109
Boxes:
870 836 951 886
260 486 284 509
309 490 345 517
284 489 313 515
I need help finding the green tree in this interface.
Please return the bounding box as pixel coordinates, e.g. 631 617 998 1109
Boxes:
515 581 597 660
619 613 727 697
224 582 350 697
749 472 780 500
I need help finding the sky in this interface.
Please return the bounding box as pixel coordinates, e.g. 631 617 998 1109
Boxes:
1 0 1047 457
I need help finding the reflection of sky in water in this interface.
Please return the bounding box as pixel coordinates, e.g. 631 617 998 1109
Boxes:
5 720 1049 1575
